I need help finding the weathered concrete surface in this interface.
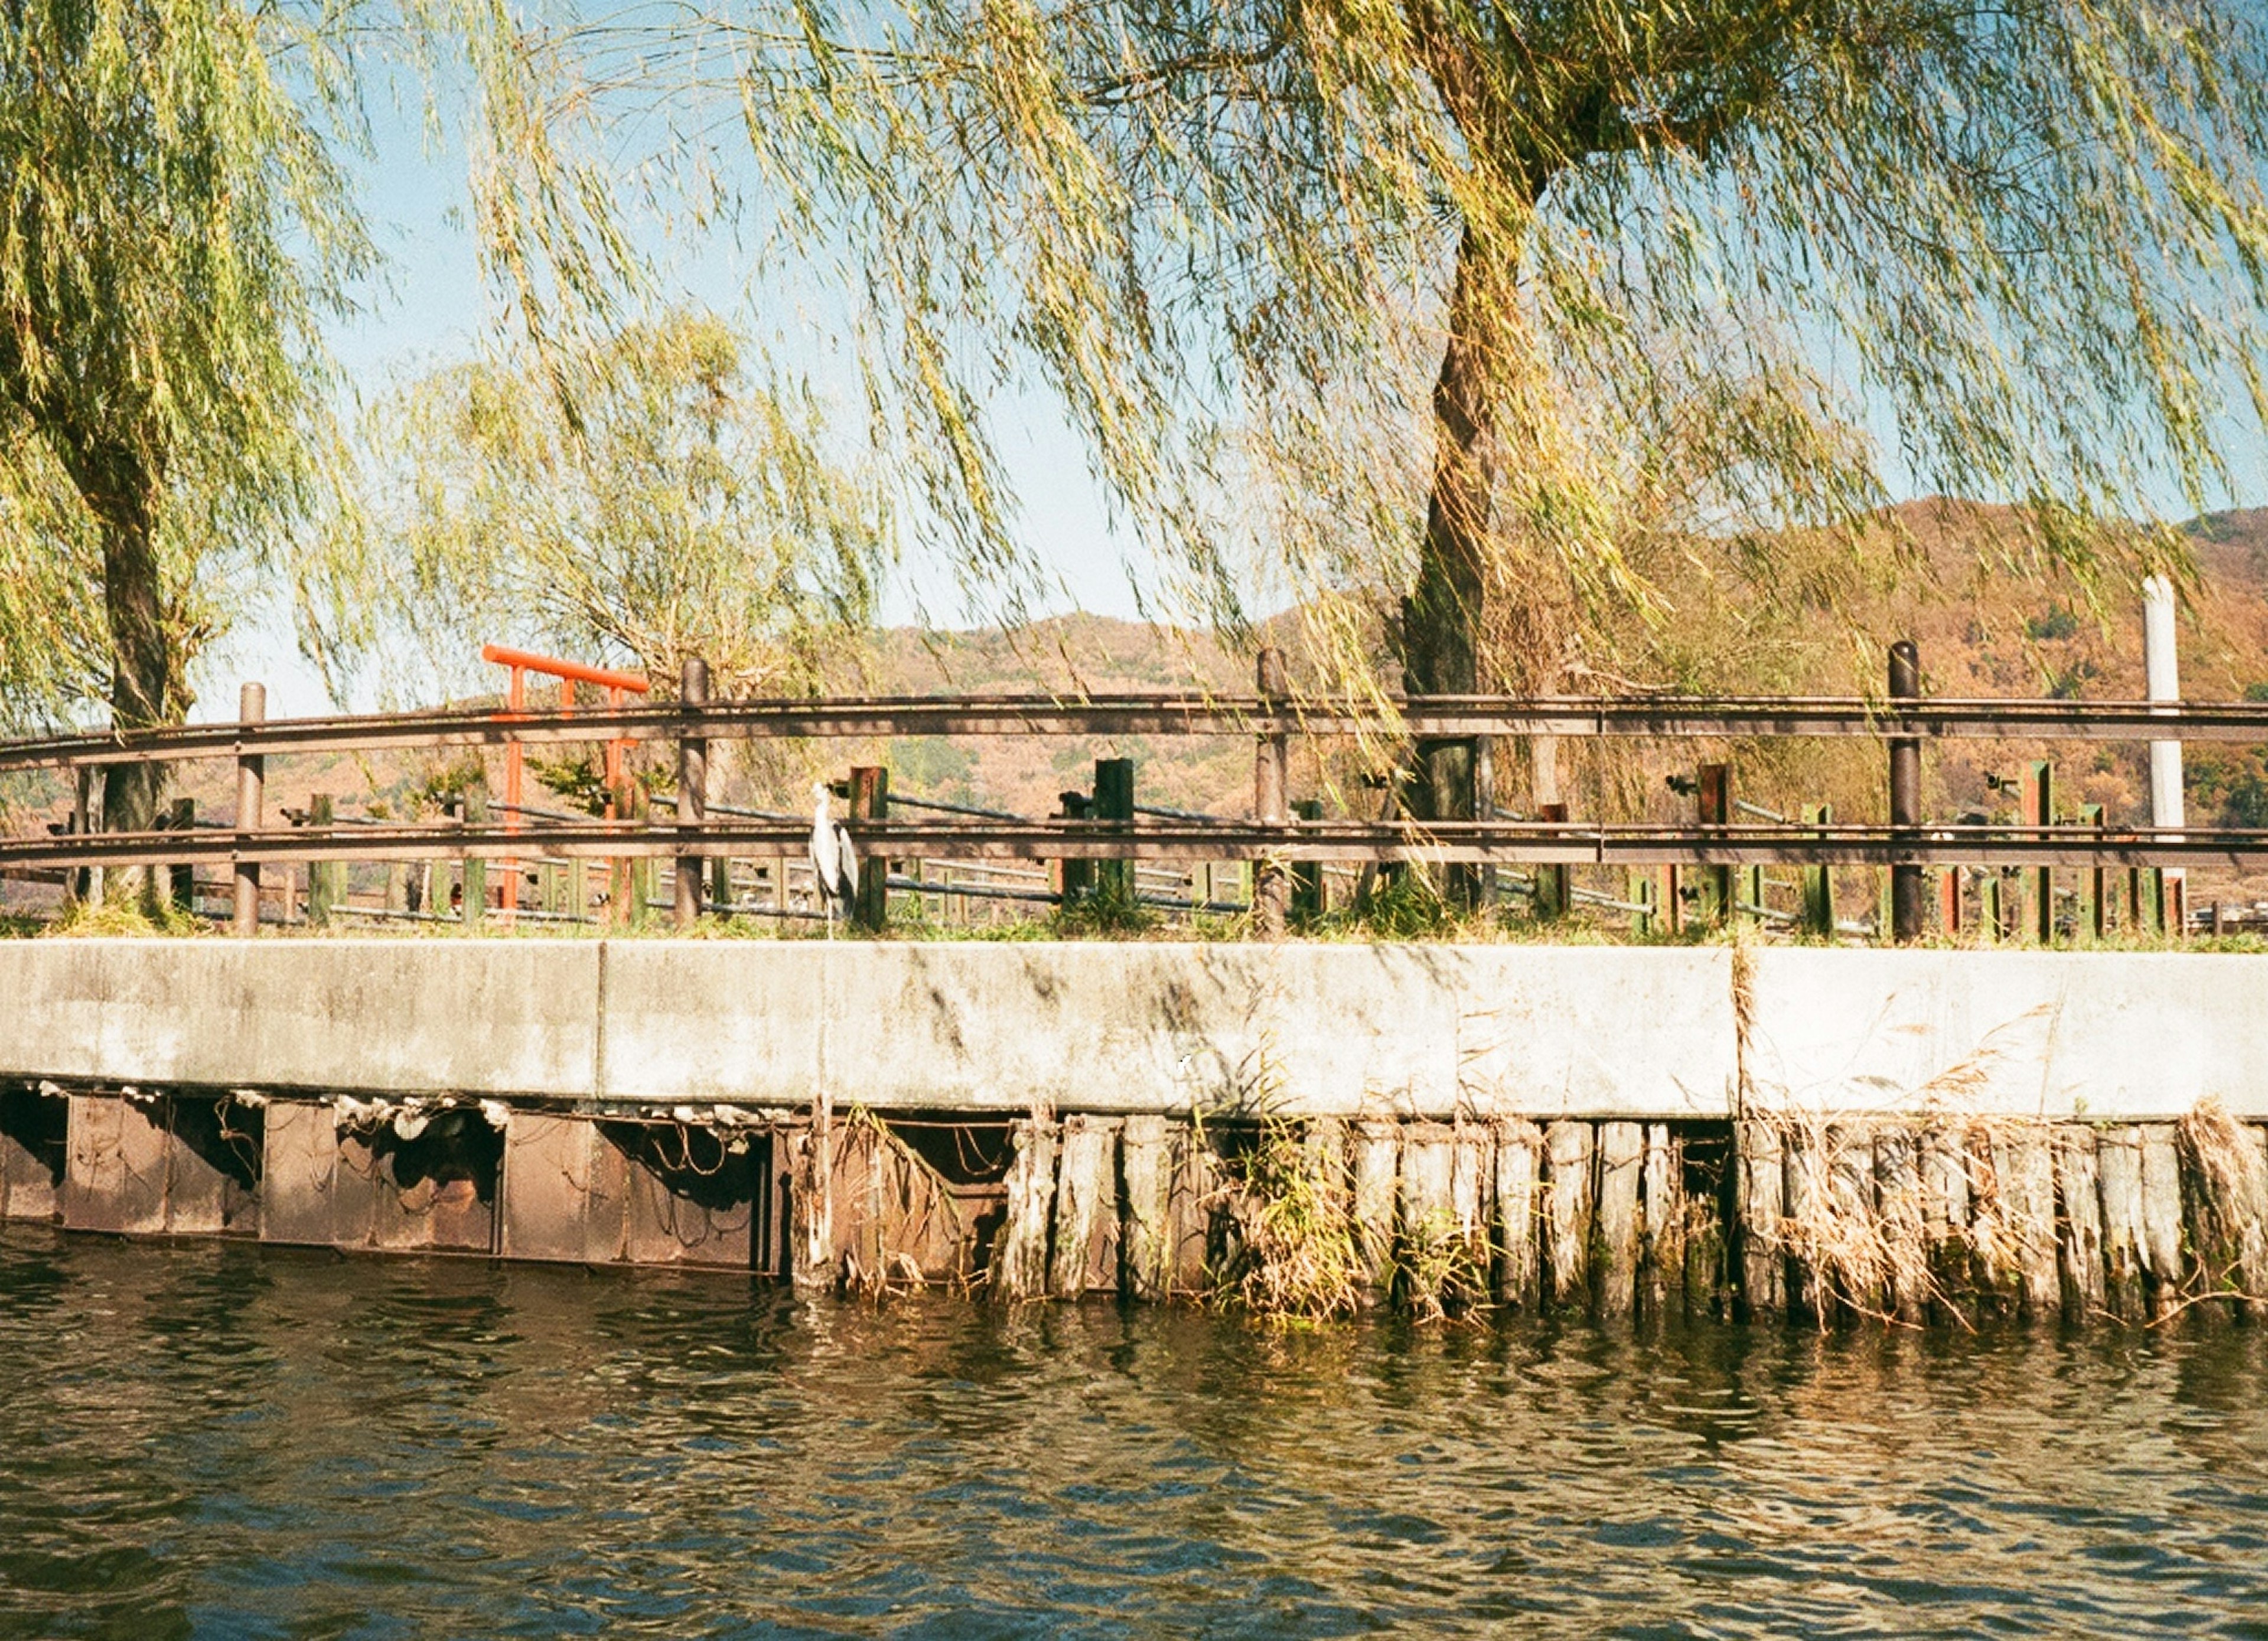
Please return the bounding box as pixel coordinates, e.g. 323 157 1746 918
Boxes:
1 938 2263 1119
0 940 596 1099
1741 950 2268 1120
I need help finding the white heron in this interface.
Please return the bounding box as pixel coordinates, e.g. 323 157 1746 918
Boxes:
809 781 859 935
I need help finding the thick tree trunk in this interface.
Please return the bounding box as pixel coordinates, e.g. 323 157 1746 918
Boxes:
71 440 175 899
1399 224 1506 904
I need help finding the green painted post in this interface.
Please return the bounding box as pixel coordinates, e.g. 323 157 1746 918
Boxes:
2080 803 2106 941
308 794 342 926
167 797 196 915
1627 869 1657 937
1291 798 1325 922
462 783 488 928
1801 804 1835 937
1093 758 1135 903
1742 864 1766 928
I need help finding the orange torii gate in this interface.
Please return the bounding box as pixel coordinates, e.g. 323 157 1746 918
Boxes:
482 644 650 924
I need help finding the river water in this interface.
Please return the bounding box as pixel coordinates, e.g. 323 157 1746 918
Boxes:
3 1227 2265 1639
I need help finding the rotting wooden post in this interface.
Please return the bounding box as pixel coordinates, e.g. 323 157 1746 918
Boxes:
1050 1115 1119 1299
1888 638 1926 944
1449 1123 1491 1281
2096 1126 2148 1323
1166 1125 1221 1298
1992 1128 2062 1321
1398 1124 1458 1313
1595 1121 1644 1320
674 657 709 929
1120 1114 1171 1301
1826 1125 1876 1319
1350 1120 1400 1305
996 1112 1057 1301
1092 758 1135 904
308 794 342 926
1493 1120 1542 1310
1696 765 1732 928
1542 1121 1594 1311
1735 1120 1786 1320
167 797 195 916
462 781 488 928
1291 800 1325 922
232 683 266 935
1782 1127 1825 1324
1640 1123 1683 1319
2053 1126 2108 1321
1800 805 1835 938
2022 760 2054 944
849 766 889 932
2138 1125 2186 1319
1920 1127 1974 1320
1663 864 1683 935
1252 647 1290 938
1874 1127 1928 1326
2081 804 2107 942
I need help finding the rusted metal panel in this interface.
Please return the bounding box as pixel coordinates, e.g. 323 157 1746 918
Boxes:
63 1093 168 1235
501 1114 628 1264
260 1101 343 1246
605 1122 755 1269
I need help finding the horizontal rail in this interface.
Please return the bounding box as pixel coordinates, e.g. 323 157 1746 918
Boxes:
6 818 2266 872
6 693 2268 772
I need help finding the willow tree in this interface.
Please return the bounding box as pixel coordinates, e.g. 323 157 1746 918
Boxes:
491 1 2267 857
0 0 363 838
310 309 888 702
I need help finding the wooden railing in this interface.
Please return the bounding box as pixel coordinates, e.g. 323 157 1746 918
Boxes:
3 644 2257 940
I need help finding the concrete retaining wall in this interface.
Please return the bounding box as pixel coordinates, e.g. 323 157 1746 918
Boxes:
0 938 2260 1119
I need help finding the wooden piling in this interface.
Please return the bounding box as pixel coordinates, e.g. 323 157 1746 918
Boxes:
1992 1128 2062 1320
2095 1125 2148 1323
1350 1120 1400 1304
1782 1125 1826 1323
1397 1123 1458 1313
1826 1124 1877 1319
1641 1123 1683 1319
1875 1126 1929 1326
1542 1120 1594 1310
1920 1125 1976 1319
1492 1120 1541 1310
1735 1120 1786 1319
1594 1121 1644 1320
2052 1126 2108 1321
1049 1115 1119 1299
1119 1114 1172 1301
996 1112 1058 1301
2139 1125 2187 1318
1166 1124 1221 1297
2175 1101 2268 1319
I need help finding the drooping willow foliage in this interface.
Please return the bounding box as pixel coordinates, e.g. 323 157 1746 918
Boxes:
308 309 889 703
0 0 367 826
477 0 2268 733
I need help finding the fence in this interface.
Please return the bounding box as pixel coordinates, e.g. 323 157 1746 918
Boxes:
5 643 2268 941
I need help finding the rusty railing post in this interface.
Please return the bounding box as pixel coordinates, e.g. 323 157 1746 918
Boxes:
232 682 265 936
1253 647 1289 937
675 657 709 929
1888 639 1925 944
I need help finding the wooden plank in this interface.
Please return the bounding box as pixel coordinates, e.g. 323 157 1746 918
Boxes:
1874 1126 1927 1326
1492 1120 1541 1310
995 1114 1057 1301
2139 1125 2187 1317
1049 1115 1118 1299
1397 1123 1458 1315
1119 1114 1171 1301
1542 1121 1594 1311
1350 1120 1400 1304
2053 1126 2108 1321
1735 1120 1785 1319
2096 1125 2148 1323
1595 1121 1644 1320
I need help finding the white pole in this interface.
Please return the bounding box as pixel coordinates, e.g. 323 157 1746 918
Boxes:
2143 575 2185 914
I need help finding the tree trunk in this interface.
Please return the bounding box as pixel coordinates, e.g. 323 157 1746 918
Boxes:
71 439 175 900
1399 224 1507 904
